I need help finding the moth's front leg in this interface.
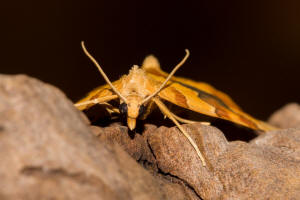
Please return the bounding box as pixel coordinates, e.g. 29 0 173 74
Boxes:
100 102 120 115
139 100 156 120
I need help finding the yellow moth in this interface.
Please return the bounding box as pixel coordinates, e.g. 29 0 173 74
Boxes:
75 41 277 166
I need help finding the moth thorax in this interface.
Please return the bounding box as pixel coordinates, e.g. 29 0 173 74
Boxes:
128 65 146 81
122 72 148 98
129 65 142 73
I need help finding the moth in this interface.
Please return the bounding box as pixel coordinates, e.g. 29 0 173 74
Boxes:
75 41 277 166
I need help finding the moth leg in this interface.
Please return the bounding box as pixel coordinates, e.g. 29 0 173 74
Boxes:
100 102 120 114
172 114 210 125
140 100 156 120
105 105 120 119
153 97 206 166
164 103 174 119
106 107 120 114
74 95 118 109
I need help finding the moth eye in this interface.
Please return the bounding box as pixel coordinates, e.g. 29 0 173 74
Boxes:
138 104 146 119
119 103 128 115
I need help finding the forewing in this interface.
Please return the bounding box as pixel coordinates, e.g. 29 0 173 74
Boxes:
142 58 276 131
142 56 241 110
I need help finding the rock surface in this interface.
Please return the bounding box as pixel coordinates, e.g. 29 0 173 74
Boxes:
0 74 300 200
268 103 300 128
97 123 300 200
0 75 196 200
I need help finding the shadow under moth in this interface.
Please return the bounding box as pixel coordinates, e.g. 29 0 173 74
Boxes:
75 42 277 166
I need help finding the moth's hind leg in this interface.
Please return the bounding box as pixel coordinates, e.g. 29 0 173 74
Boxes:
172 113 210 126
153 97 207 166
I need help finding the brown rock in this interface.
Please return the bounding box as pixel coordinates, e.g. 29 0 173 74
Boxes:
269 103 300 128
0 74 197 200
94 124 158 170
251 128 300 162
98 123 300 199
144 125 300 199
2 74 300 200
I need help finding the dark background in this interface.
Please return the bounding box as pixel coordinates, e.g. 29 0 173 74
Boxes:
1 0 299 120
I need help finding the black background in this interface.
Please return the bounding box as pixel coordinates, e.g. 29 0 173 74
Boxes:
1 0 299 120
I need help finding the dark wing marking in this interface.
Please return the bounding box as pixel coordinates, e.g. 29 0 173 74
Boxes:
175 81 233 111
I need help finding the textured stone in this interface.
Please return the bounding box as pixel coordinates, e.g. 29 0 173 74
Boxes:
269 103 300 128
1 74 300 200
98 123 300 199
0 74 197 200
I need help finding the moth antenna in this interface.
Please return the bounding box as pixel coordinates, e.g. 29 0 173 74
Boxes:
141 49 190 104
81 41 127 103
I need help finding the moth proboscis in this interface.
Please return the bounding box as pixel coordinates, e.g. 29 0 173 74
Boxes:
75 41 277 167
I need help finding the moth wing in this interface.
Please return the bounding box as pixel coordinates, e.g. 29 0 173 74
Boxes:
75 79 122 110
142 55 241 110
142 56 276 131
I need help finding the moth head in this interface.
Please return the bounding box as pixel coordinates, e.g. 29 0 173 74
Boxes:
119 95 146 130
